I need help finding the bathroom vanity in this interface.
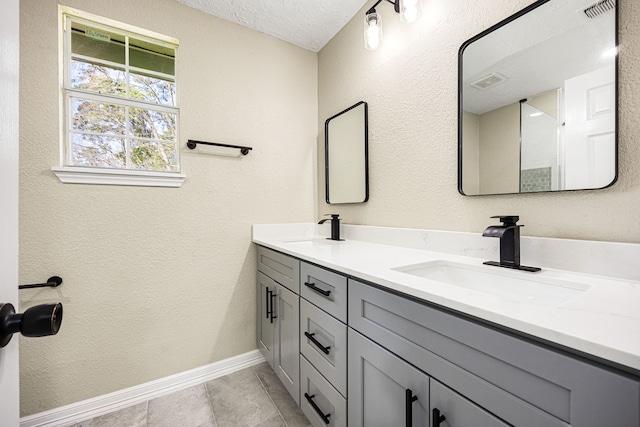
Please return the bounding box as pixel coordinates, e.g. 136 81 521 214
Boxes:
254 224 640 427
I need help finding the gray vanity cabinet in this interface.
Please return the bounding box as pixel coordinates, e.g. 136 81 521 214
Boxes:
256 245 640 427
257 247 300 404
348 279 640 427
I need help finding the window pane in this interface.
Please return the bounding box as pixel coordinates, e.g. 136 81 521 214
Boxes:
129 108 176 141
72 98 126 135
130 73 176 106
71 60 126 97
130 139 178 171
71 133 125 168
129 37 175 75
71 28 125 64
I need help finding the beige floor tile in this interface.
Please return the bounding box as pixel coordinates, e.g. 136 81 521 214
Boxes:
205 367 278 427
77 402 147 427
253 363 311 427
147 384 215 427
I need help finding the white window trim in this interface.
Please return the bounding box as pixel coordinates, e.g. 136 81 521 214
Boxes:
52 166 186 187
57 6 184 188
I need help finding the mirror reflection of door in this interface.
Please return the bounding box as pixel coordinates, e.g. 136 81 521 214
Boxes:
564 65 616 190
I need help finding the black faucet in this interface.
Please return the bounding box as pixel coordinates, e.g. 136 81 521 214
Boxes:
318 214 344 241
482 215 540 272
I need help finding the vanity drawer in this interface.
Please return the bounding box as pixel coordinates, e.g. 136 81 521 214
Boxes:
300 299 347 396
348 279 640 427
300 355 347 427
257 246 300 294
300 262 347 322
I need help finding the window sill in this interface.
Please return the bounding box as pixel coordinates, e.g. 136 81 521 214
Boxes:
52 167 186 187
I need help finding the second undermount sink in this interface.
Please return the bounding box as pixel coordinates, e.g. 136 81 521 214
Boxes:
282 239 335 248
392 260 591 306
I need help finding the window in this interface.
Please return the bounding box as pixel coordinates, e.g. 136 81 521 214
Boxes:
54 7 184 187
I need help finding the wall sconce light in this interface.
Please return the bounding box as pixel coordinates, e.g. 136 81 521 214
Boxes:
364 0 423 50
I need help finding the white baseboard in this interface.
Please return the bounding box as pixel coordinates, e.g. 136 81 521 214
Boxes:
20 349 266 427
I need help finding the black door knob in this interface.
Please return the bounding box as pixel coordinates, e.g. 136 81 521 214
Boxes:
0 302 63 348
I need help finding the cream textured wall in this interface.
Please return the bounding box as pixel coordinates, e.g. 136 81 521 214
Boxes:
318 0 640 242
19 0 317 416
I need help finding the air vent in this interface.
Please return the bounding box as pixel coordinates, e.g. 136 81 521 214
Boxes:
470 73 507 91
583 0 615 19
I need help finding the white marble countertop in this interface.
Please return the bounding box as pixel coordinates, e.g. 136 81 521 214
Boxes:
253 223 640 374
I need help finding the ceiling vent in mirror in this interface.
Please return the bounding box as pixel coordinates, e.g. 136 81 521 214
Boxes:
583 0 615 18
470 73 507 90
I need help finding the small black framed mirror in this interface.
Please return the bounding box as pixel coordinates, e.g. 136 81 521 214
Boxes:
458 0 617 196
325 101 369 204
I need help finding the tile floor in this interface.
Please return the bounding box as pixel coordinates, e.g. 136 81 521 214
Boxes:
66 363 311 427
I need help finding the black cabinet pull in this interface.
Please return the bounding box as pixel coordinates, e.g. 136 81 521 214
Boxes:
304 331 331 355
304 282 331 297
304 393 331 425
265 287 271 319
405 389 418 427
269 291 277 324
432 408 446 427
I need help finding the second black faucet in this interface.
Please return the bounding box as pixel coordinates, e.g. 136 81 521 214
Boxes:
318 214 344 241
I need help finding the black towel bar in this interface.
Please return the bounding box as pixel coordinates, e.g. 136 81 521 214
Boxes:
186 139 252 155
19 276 63 290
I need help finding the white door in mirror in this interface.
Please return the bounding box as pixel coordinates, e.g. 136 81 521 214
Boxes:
564 65 616 190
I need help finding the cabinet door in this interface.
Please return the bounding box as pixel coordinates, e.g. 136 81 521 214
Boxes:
348 328 430 427
274 283 300 404
257 272 276 368
430 379 511 427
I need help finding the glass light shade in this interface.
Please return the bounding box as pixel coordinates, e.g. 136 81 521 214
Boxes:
364 12 383 50
399 0 423 23
602 46 618 58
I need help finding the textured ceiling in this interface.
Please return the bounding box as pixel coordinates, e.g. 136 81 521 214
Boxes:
175 0 369 52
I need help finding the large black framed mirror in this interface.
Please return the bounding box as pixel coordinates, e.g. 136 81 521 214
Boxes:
458 0 617 196
325 101 369 204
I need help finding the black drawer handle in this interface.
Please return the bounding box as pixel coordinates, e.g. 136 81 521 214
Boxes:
304 282 331 297
432 407 446 427
269 291 277 324
265 287 271 319
304 331 331 355
304 393 331 425
406 389 418 427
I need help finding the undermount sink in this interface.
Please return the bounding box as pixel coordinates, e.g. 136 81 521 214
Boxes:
282 239 334 248
392 260 591 306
